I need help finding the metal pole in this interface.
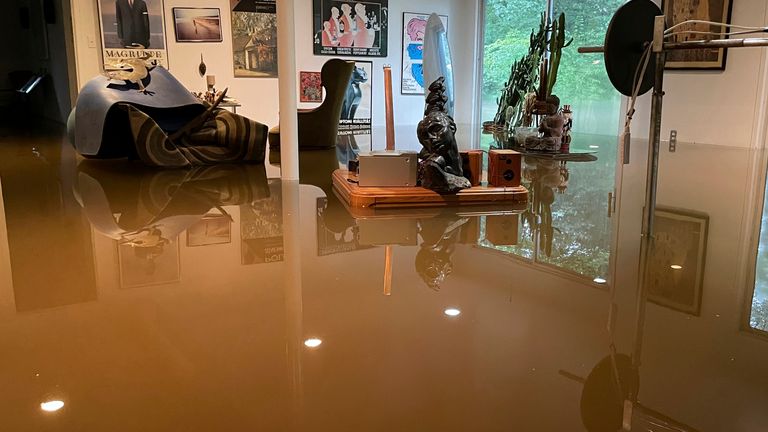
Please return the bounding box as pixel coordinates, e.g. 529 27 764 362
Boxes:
632 16 666 377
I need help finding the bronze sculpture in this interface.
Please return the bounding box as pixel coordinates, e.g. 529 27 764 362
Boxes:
416 78 471 194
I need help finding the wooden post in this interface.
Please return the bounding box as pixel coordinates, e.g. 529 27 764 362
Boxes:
383 65 395 151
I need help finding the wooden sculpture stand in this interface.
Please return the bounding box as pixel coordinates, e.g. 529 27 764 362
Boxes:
332 169 528 212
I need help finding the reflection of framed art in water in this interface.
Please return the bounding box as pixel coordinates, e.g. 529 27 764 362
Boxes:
647 207 709 316
186 213 231 247
118 238 181 289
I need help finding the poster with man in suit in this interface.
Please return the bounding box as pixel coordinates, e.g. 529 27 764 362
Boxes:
98 0 168 68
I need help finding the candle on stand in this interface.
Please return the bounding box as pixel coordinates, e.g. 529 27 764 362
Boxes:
206 75 216 91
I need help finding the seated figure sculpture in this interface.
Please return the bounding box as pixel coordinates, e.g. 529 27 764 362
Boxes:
68 65 267 167
416 78 471 194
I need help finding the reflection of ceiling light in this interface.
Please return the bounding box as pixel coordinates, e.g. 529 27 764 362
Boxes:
589 145 600 149
593 277 607 284
444 308 461 317
592 60 601 65
670 265 683 270
40 400 64 412
304 338 322 348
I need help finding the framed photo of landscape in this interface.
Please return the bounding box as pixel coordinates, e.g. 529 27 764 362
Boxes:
172 8 223 42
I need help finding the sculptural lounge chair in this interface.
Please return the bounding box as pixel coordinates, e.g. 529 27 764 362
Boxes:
268 59 355 150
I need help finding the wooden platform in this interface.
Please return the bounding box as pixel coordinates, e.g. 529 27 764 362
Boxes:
332 169 528 210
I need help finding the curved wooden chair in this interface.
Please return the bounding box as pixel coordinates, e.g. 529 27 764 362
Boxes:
268 59 355 150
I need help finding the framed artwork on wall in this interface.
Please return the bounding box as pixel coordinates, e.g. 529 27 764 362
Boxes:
647 207 709 316
662 0 734 70
300 71 323 103
97 0 169 68
231 0 277 78
172 8 222 43
401 12 447 95
339 60 372 130
312 0 389 57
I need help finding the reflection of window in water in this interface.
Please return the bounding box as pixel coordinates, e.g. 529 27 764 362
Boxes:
476 140 615 281
751 184 768 332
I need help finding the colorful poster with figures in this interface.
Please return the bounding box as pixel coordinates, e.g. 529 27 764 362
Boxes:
401 12 447 95
97 0 169 68
231 0 278 77
339 61 372 130
313 0 388 57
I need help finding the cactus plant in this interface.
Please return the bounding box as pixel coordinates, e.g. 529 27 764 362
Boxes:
546 13 572 98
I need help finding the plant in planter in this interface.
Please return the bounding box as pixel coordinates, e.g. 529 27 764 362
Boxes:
525 12 573 153
490 15 547 130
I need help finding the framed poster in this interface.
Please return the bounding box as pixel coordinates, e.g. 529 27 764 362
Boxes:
313 0 388 57
647 207 709 316
97 0 168 68
401 12 447 95
300 71 323 102
339 60 372 130
231 0 277 77
662 0 733 70
172 7 222 42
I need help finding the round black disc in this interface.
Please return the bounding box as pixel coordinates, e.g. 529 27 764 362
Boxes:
604 0 662 96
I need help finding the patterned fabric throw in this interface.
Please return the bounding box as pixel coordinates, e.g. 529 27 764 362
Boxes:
125 104 267 167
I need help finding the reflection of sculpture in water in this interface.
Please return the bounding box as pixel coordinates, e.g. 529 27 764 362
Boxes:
415 215 470 290
417 78 471 194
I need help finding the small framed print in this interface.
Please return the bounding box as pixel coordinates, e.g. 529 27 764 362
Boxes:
172 7 223 43
300 71 322 103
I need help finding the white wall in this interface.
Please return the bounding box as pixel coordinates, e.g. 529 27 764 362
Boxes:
632 0 768 148
69 0 480 136
293 0 480 141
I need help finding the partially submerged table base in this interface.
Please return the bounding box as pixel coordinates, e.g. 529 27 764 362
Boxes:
332 169 529 211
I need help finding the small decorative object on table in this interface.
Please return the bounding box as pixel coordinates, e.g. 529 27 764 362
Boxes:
416 77 471 194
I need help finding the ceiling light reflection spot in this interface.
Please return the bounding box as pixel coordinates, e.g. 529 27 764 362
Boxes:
304 338 322 348
670 265 683 270
589 145 600 149
40 400 64 412
444 308 461 317
593 277 607 284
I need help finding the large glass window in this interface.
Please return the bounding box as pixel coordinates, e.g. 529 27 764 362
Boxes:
478 0 624 281
481 0 624 136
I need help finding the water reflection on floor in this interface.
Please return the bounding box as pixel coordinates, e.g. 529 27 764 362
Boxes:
1 125 768 431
